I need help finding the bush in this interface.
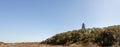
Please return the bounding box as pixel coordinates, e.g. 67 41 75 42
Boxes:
94 31 116 46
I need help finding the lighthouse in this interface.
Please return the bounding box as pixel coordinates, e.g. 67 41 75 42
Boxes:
81 23 86 33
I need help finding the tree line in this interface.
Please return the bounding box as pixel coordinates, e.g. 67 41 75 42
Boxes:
41 25 120 47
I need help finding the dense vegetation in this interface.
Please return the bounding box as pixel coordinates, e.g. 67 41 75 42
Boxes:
41 25 120 47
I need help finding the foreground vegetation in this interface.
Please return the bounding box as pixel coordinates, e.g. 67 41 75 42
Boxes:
0 43 70 47
41 25 120 47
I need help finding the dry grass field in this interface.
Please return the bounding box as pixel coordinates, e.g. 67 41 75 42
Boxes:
0 43 96 47
1 42 119 47
0 42 68 47
0 42 100 47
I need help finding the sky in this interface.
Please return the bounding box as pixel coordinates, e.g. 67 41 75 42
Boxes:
0 0 120 43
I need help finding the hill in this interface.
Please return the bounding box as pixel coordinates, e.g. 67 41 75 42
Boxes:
41 25 120 47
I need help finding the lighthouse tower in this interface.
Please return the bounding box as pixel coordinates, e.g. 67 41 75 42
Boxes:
81 23 86 33
82 23 85 29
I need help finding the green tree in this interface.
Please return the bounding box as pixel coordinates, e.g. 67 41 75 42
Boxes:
94 31 116 46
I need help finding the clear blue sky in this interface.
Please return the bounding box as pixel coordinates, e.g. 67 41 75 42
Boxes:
0 0 120 43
